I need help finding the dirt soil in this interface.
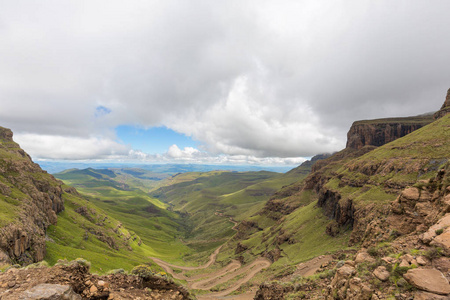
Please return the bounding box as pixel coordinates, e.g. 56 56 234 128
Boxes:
151 247 271 299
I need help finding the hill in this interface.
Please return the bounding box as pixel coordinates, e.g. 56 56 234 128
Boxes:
0 127 190 275
247 95 450 299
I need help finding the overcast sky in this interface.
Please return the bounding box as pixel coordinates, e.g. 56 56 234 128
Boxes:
1 0 449 166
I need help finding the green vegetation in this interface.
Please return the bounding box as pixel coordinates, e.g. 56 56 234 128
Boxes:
54 166 300 268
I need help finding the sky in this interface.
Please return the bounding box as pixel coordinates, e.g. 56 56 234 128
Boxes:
1 0 450 166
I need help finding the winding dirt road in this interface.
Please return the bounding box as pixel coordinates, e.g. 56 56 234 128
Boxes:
150 246 271 299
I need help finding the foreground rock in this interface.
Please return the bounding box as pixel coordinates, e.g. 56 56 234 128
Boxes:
0 260 191 300
19 284 81 300
403 268 450 295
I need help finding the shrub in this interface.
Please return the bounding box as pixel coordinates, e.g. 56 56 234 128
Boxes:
131 265 154 279
107 268 125 275
73 258 91 269
424 247 443 260
435 228 444 235
367 247 379 257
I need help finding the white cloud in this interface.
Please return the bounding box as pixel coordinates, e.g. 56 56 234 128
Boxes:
14 133 130 160
167 145 200 159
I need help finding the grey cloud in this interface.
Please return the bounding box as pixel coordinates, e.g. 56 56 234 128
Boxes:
1 1 450 161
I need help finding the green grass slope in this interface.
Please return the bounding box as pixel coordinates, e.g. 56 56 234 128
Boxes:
222 114 450 282
54 168 193 265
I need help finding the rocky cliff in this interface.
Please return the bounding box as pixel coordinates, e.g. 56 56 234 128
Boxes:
248 91 450 299
434 88 450 119
346 115 433 149
0 127 65 265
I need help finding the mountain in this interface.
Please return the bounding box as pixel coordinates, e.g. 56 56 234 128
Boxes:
248 91 450 299
346 114 433 149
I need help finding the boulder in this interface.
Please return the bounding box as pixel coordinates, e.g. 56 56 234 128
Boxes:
431 231 450 254
381 256 395 264
403 268 450 295
416 256 430 266
19 283 82 300
347 277 373 300
414 291 449 300
372 266 390 281
422 213 450 244
354 250 376 264
330 265 356 287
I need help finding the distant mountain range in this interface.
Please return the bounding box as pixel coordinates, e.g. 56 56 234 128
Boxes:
37 161 296 175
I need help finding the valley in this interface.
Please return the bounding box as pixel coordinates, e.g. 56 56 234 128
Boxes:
0 90 449 299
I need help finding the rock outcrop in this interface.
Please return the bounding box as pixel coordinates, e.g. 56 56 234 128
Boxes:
434 88 450 119
346 115 433 149
0 126 65 264
0 260 191 300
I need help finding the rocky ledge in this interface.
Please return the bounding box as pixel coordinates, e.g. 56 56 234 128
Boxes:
0 126 65 264
346 115 432 149
0 259 192 300
434 88 450 119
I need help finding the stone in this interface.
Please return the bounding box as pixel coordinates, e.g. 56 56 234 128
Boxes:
372 266 390 282
90 285 98 294
381 256 395 264
414 291 449 300
19 284 81 300
431 231 450 254
422 213 450 244
0 250 11 264
98 280 110 289
330 265 356 287
355 251 376 264
345 260 356 267
399 259 410 267
416 256 430 266
401 187 420 201
402 254 414 263
403 268 450 295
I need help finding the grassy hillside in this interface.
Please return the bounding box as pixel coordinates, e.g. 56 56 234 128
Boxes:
45 186 176 273
56 167 306 266
54 168 193 265
221 114 450 283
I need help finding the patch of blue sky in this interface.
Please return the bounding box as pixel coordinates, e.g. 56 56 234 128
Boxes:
115 125 199 154
95 106 112 117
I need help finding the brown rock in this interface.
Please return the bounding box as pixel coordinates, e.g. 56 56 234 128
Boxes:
403 268 450 295
372 266 390 282
399 260 410 268
345 260 356 267
417 256 430 266
381 256 396 264
402 254 414 263
422 213 450 244
19 284 81 300
90 285 98 294
414 291 449 300
355 251 376 264
431 231 450 254
401 187 420 201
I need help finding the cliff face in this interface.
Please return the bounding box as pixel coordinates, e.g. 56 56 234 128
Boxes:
348 89 450 149
434 88 450 119
0 126 64 264
346 115 433 149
